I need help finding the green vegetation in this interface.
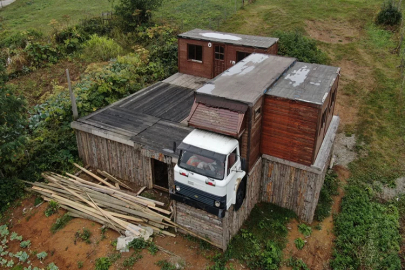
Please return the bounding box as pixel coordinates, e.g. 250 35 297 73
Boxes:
50 214 72 233
154 0 242 31
36 251 47 261
76 228 92 244
314 171 339 221
20 240 31 248
81 35 124 62
77 261 83 269
287 256 310 270
275 31 329 64
156 260 177 270
376 0 402 26
331 185 401 269
294 238 305 250
208 203 296 269
297 224 312 237
0 0 111 33
95 257 112 270
122 253 142 267
44 201 59 217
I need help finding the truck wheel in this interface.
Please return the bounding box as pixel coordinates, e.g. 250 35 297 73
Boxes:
234 178 246 211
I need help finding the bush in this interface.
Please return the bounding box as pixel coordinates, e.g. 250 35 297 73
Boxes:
81 35 124 62
376 0 402 26
314 171 339 221
24 42 59 68
275 30 328 64
114 0 163 32
331 185 401 269
54 26 88 55
0 30 43 49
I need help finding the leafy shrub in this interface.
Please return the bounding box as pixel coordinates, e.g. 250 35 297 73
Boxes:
294 238 305 250
54 27 88 55
24 42 59 68
314 171 339 221
114 0 163 32
128 238 148 250
10 232 22 241
275 30 328 64
37 251 48 261
331 185 401 269
297 224 312 237
156 260 177 270
20 240 31 248
122 253 142 267
95 257 111 270
0 30 43 49
287 256 310 270
376 0 402 26
81 35 124 62
44 201 59 217
148 242 158 255
51 214 72 233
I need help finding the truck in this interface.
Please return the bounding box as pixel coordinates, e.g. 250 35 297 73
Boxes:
170 129 247 218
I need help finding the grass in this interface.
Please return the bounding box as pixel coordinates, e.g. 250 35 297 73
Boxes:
154 0 242 31
0 0 111 33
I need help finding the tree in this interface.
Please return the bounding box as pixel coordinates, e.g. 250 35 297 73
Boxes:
113 0 163 31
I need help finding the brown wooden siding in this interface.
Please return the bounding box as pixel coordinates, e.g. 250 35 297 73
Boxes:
248 97 263 171
178 38 213 79
261 96 319 166
178 38 278 79
76 130 153 188
313 78 339 160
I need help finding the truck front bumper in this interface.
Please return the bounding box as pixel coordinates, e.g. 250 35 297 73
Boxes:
170 192 226 218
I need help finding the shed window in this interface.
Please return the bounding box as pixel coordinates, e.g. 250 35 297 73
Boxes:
215 45 225 60
236 51 251 63
188 44 203 62
329 89 337 112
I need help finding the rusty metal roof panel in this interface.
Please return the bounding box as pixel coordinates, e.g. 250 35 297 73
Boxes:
178 29 278 49
266 62 340 105
188 103 245 138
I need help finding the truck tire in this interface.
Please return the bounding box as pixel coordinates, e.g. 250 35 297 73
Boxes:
234 178 246 211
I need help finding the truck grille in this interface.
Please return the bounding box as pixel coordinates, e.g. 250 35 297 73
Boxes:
174 181 226 208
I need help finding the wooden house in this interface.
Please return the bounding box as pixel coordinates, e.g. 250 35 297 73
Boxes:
178 29 278 79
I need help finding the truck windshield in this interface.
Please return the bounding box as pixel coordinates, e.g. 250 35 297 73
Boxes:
178 150 225 180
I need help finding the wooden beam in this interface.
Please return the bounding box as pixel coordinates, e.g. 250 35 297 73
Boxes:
73 163 116 188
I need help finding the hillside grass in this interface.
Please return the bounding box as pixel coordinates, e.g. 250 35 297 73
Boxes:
0 0 111 33
154 0 242 31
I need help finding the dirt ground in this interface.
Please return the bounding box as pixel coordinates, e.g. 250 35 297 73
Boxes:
1 195 226 270
280 165 349 270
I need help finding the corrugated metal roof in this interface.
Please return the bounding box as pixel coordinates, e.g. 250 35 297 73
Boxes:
178 29 278 49
266 62 340 105
196 54 296 105
188 103 245 138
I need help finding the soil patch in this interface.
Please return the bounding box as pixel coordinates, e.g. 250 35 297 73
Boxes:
280 166 348 269
306 19 360 44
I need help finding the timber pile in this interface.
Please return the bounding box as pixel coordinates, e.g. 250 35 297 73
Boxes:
25 170 175 238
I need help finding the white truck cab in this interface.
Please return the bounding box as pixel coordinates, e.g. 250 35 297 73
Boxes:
170 129 247 218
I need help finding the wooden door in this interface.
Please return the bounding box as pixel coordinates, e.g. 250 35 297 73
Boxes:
213 44 226 77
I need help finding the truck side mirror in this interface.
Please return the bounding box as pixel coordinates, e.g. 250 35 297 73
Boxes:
241 158 247 171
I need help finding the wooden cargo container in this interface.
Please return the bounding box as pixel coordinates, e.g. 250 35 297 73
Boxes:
178 29 278 79
261 62 340 166
187 54 296 172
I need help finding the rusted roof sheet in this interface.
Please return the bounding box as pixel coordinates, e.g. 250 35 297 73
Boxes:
188 103 245 138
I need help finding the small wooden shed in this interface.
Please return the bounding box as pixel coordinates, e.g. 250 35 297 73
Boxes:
261 62 340 166
178 29 278 79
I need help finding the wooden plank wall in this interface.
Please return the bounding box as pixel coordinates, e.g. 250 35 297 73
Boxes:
261 96 320 166
178 38 278 79
76 131 153 188
175 202 224 249
260 156 329 223
248 97 263 171
174 158 262 250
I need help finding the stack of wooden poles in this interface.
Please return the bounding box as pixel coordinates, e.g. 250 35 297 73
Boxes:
25 165 176 238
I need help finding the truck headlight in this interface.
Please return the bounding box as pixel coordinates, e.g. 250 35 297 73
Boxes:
215 201 220 207
176 186 181 192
